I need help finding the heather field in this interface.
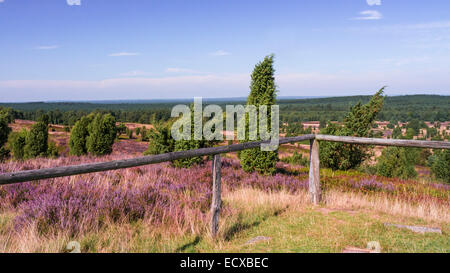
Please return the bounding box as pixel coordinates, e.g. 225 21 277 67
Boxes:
0 140 448 253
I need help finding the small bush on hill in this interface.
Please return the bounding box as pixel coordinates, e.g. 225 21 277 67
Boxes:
144 123 175 155
24 115 49 158
172 105 215 168
69 115 93 156
430 149 450 183
116 123 127 137
0 113 12 161
47 141 59 158
320 88 385 170
376 147 417 179
141 127 149 142
86 114 117 156
9 129 27 160
281 151 309 166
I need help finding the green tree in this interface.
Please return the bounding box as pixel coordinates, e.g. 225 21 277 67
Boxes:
127 128 134 139
0 107 15 123
376 147 417 179
47 141 59 158
69 115 93 156
144 123 175 155
86 114 117 156
172 106 213 168
141 127 149 141
24 115 49 158
116 123 127 137
281 151 309 166
392 126 402 139
9 129 27 160
319 88 385 170
239 55 279 174
404 128 415 139
406 119 421 135
430 149 450 183
0 114 11 148
0 113 12 161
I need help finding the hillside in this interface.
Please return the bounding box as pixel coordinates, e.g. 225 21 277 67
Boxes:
0 137 448 253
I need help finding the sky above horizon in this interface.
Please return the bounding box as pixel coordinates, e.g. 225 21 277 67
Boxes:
1 0 450 102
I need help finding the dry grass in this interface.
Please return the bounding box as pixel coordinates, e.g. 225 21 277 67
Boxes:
323 190 449 223
1 187 448 253
224 188 449 224
224 188 310 212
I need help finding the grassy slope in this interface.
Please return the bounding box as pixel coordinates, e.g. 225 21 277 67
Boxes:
0 145 448 253
152 189 450 253
3 188 446 253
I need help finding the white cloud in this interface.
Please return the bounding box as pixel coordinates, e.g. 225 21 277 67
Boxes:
0 74 249 101
0 0 4 3
209 50 231 56
108 52 140 57
366 0 381 6
36 45 59 50
354 10 383 20
2 68 450 102
67 0 81 6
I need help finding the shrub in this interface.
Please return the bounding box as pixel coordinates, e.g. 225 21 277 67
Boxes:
173 138 205 168
144 123 175 156
239 55 278 174
0 114 11 147
320 88 385 170
141 128 149 141
46 141 59 158
172 106 213 168
145 109 215 168
415 148 431 166
430 149 450 183
376 147 417 179
116 123 127 137
9 129 27 160
69 115 93 156
0 114 11 161
86 114 117 156
281 151 309 166
0 147 10 161
127 128 134 139
24 115 49 158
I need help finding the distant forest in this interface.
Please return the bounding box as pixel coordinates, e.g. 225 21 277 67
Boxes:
0 94 449 126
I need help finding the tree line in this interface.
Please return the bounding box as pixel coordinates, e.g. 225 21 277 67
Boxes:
1 95 448 127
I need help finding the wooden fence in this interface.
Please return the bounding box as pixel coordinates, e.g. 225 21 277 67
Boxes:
0 134 448 237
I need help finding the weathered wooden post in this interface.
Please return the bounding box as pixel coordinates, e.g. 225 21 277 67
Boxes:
210 154 222 238
309 139 321 204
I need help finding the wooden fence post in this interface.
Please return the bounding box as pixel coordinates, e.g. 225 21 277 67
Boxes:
210 154 222 238
309 139 321 205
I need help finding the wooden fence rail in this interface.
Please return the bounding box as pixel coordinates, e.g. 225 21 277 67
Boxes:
0 134 448 237
315 134 450 149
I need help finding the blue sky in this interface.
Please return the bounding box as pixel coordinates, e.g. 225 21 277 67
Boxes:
0 0 450 102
